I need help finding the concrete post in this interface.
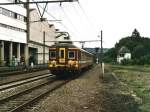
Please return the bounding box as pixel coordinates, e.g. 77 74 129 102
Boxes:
25 44 29 66
17 43 20 63
9 42 13 66
0 41 4 66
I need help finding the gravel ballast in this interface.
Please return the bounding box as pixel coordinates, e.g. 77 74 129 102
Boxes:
27 65 139 112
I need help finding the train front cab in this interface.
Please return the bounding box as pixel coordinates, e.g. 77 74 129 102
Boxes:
49 47 79 75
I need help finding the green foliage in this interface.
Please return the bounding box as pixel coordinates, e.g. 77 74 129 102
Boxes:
104 29 150 65
103 48 117 63
120 59 132 65
132 45 146 59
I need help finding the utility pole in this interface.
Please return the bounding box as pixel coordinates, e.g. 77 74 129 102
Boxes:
100 30 104 79
43 31 45 64
27 0 30 43
100 30 103 66
25 0 30 66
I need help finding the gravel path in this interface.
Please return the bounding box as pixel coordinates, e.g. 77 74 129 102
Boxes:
26 65 139 112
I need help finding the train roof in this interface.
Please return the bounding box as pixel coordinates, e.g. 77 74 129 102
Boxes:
50 43 93 56
50 43 77 48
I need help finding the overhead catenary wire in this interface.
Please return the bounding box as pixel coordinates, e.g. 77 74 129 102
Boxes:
56 4 80 38
59 4 81 37
0 0 77 5
31 0 80 39
77 1 94 27
71 3 94 36
31 0 73 39
77 1 97 34
45 39 102 42
32 0 57 20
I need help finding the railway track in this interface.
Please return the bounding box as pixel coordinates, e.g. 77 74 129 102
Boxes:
0 73 53 91
0 70 50 86
0 66 48 77
0 73 69 112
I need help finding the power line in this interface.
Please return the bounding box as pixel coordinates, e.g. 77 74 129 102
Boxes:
71 3 93 36
31 0 78 38
55 5 79 38
77 1 97 34
31 0 81 39
32 0 58 20
45 39 101 42
0 0 78 5
59 5 80 36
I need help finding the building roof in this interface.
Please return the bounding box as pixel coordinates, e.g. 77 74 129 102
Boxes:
118 46 130 54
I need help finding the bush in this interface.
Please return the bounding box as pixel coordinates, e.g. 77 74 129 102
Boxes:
121 59 132 65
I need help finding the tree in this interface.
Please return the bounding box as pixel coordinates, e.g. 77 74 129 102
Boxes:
104 29 150 65
132 45 146 59
103 48 117 63
131 28 140 38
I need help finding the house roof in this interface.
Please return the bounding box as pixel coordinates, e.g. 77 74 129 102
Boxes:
118 46 130 53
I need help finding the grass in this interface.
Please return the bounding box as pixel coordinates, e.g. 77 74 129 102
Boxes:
108 64 150 112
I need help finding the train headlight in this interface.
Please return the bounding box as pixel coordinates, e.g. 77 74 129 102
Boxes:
68 60 72 65
68 60 78 67
50 60 56 67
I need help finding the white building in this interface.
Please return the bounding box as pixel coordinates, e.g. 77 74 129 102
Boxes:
0 0 27 66
29 9 55 64
117 46 131 64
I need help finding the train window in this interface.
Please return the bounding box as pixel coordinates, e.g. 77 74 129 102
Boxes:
50 51 56 58
60 50 64 58
68 51 75 59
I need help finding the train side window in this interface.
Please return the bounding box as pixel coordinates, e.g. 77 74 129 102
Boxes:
68 51 75 59
50 51 56 59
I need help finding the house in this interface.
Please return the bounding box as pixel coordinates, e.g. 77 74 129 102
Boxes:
117 46 131 64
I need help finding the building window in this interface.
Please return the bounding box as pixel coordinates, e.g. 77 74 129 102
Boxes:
7 0 15 3
49 51 56 59
120 54 124 57
0 7 26 22
14 13 17 19
0 23 26 32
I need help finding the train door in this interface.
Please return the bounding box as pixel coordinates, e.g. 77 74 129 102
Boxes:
58 48 66 63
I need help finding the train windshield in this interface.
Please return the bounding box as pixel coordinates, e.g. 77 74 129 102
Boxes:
68 51 75 59
49 51 56 59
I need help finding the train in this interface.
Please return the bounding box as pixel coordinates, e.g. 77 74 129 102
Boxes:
48 42 94 76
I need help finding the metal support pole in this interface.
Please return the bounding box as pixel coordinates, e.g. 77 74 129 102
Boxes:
100 30 104 78
27 0 30 43
24 0 30 66
100 30 103 67
43 31 45 64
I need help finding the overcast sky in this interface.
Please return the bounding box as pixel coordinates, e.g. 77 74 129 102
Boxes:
35 0 150 48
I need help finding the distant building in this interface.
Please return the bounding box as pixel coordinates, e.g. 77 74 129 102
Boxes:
117 46 131 64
